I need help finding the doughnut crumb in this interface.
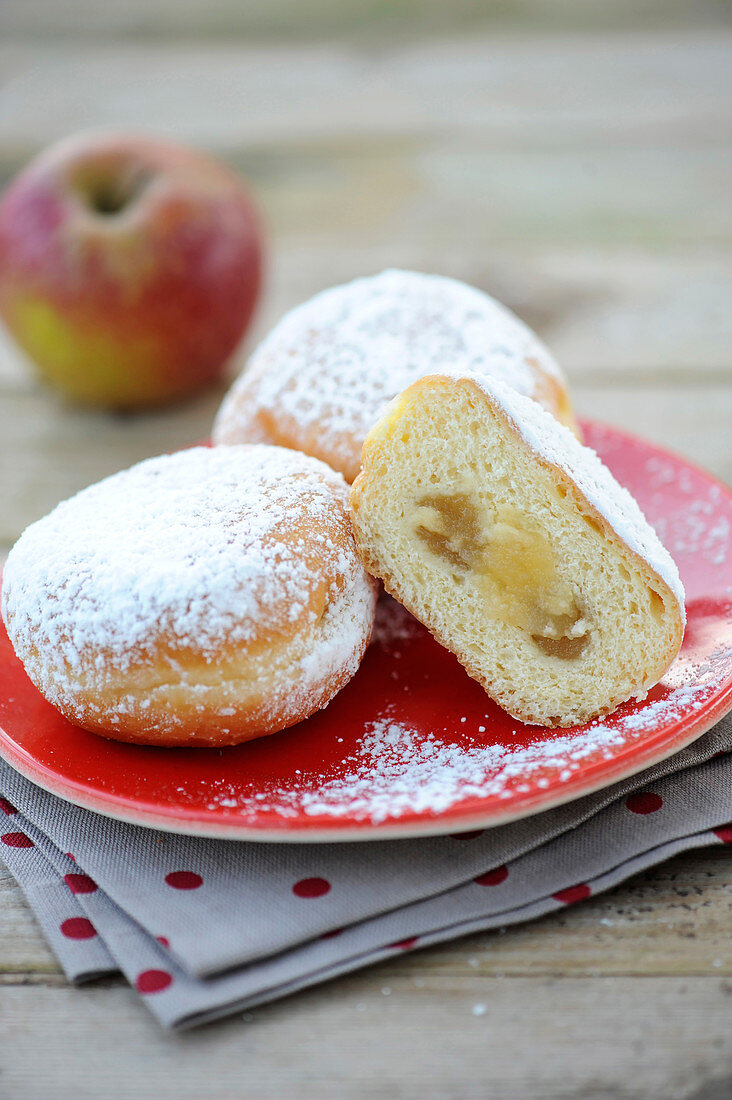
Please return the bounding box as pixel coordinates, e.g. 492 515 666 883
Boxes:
350 371 685 727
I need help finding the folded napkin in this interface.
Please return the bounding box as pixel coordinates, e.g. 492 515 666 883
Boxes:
2 713 731 1030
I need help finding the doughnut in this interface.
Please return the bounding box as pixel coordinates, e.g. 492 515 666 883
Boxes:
2 445 377 747
349 370 685 727
213 269 580 483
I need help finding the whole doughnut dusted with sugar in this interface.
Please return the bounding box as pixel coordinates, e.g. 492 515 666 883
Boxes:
350 370 686 728
1 445 377 747
213 269 580 482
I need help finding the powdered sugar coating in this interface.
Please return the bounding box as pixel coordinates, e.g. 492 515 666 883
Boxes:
213 269 569 477
1 445 375 712
441 369 686 612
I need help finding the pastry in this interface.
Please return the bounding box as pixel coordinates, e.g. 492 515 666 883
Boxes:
213 269 580 482
2 445 376 746
349 370 685 727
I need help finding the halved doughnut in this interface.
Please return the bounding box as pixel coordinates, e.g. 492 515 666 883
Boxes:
350 371 685 727
2 445 377 746
213 269 580 482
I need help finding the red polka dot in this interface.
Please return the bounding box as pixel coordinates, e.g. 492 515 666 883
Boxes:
60 917 96 940
66 853 76 862
135 969 173 995
156 936 170 948
474 865 509 887
449 830 484 841
553 884 591 905
165 871 203 890
1 831 33 848
713 824 732 844
293 877 331 898
320 927 343 939
64 872 97 895
0 797 17 815
625 792 663 815
389 937 419 950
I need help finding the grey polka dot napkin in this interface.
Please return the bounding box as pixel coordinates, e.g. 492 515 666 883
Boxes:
1 714 731 1030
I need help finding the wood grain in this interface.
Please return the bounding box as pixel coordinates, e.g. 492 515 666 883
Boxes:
1 976 731 1099
0 864 62 975
2 850 731 1096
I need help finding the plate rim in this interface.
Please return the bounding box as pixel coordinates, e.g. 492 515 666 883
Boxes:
1 697 730 842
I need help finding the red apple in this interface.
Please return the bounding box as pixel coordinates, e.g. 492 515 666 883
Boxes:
0 133 262 408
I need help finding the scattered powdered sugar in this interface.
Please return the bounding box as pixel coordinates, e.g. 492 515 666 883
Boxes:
439 370 686 612
213 269 567 475
200 634 732 825
290 716 626 823
1 445 372 692
648 469 730 568
613 642 732 731
645 455 691 492
700 518 730 567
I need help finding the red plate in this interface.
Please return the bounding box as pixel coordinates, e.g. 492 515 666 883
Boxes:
1 422 731 841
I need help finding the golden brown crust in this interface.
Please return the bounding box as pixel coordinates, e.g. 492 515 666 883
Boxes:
250 404 365 486
527 358 582 440
3 445 377 747
213 272 581 483
218 366 578 485
46 637 370 748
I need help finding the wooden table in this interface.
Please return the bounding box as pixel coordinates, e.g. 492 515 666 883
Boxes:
1 6 731 1097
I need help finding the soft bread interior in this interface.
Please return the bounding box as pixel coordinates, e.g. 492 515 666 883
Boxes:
350 377 684 727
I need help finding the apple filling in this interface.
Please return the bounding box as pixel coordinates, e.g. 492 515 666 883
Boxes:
413 493 591 659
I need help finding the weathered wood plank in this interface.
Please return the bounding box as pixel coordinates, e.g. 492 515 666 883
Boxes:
0 864 62 975
1 974 730 1099
1 35 729 159
227 246 732 380
424 848 732 979
0 328 231 547
1 38 730 383
2 849 730 981
2 245 730 389
573 384 732 485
